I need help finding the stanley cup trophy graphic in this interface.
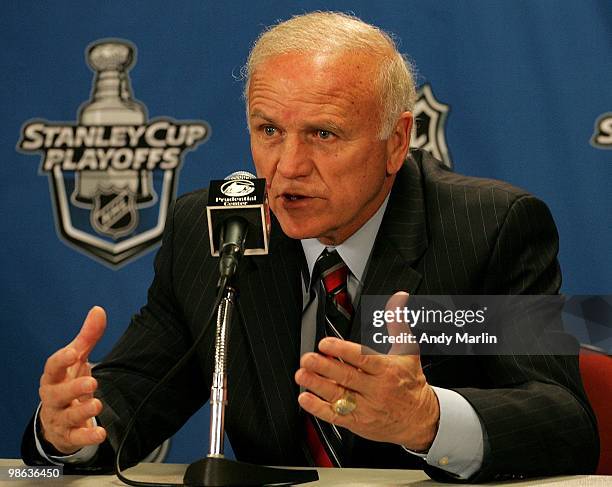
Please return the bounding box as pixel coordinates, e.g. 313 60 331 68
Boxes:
74 40 154 238
18 38 209 267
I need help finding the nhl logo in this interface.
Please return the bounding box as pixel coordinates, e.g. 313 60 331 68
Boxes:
411 83 452 168
91 189 138 239
17 39 209 268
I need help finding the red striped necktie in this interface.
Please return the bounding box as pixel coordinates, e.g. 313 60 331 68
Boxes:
313 248 354 340
305 248 354 467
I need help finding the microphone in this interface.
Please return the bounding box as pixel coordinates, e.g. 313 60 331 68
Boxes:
206 171 270 279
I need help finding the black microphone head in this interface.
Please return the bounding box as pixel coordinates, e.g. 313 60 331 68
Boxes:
206 172 271 257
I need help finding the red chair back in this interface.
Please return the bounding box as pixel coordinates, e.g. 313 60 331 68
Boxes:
579 346 612 475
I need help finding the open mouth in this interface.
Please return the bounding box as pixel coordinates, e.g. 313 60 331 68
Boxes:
282 193 308 201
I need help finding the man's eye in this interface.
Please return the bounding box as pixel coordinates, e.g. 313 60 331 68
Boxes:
317 130 333 140
263 126 277 136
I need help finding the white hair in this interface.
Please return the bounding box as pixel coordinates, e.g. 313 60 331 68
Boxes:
242 11 417 139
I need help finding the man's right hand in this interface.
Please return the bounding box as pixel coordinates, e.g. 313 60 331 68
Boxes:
38 306 108 454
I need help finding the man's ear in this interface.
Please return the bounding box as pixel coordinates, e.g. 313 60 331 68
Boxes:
386 111 413 176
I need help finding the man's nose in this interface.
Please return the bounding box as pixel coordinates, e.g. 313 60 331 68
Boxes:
276 135 312 179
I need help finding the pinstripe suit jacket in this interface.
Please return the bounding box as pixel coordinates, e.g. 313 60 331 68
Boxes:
22 149 599 481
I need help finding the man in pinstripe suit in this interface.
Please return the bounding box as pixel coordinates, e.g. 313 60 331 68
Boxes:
24 12 599 482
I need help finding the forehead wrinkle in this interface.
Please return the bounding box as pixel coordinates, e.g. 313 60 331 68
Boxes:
250 91 352 127
248 91 289 123
252 79 359 113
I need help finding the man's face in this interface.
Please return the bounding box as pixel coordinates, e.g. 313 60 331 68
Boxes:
248 51 410 245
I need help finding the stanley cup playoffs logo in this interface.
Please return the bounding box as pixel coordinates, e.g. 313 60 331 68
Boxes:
17 40 209 267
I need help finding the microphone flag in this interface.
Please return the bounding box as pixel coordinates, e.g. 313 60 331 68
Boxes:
206 175 270 257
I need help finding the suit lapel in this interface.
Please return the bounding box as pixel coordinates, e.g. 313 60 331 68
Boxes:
350 158 428 342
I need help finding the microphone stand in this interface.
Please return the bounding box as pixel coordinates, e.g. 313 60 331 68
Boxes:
183 278 319 486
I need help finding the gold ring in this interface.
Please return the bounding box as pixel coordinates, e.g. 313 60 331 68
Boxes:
331 393 357 416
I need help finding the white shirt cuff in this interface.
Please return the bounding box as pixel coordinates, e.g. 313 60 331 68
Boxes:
402 386 484 479
33 403 99 464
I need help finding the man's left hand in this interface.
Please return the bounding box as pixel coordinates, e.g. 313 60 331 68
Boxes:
295 336 440 452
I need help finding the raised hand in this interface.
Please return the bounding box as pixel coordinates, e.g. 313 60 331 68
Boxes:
295 292 439 451
38 306 108 454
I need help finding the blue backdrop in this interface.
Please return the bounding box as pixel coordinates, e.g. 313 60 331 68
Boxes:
1 0 610 463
